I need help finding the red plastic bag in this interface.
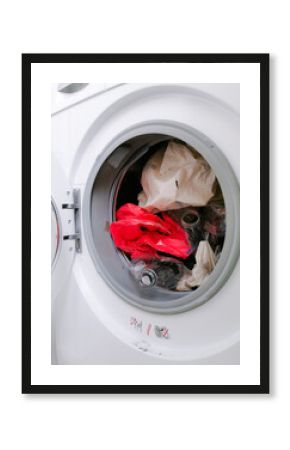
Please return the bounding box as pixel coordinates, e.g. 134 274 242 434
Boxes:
110 203 192 260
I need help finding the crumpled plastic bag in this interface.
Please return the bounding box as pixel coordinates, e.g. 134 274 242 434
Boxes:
110 203 192 260
176 240 217 291
138 141 216 212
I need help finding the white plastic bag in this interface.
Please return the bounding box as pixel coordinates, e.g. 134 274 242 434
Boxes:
176 240 217 291
138 141 216 212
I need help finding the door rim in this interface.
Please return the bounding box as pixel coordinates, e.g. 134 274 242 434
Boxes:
82 120 240 314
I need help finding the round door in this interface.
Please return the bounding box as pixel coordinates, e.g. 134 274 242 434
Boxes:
51 200 60 268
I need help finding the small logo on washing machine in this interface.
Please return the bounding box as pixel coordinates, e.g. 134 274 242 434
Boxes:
130 317 169 339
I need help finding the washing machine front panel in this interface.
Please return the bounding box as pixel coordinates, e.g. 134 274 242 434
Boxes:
51 83 122 115
53 84 240 362
73 251 239 361
70 84 240 185
70 85 240 361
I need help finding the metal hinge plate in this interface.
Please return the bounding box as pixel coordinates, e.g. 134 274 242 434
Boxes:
62 189 82 252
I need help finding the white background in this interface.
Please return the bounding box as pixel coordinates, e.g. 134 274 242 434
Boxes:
0 1 284 449
32 66 258 385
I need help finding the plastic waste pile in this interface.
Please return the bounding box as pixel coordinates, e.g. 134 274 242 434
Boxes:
109 141 226 292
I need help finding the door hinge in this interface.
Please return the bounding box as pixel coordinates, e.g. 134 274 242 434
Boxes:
62 189 82 252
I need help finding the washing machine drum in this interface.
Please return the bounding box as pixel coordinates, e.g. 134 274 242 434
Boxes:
89 133 239 314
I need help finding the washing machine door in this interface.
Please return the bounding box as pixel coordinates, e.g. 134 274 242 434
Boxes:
51 154 79 299
51 200 60 267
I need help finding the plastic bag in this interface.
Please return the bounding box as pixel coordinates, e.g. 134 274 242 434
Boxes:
176 240 217 291
110 203 193 260
138 141 216 212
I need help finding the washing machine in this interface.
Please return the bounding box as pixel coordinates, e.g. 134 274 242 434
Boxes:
51 83 240 365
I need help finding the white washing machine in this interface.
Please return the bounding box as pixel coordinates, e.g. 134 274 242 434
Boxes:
51 83 240 365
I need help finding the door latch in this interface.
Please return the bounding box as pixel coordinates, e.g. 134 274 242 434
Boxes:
62 189 82 252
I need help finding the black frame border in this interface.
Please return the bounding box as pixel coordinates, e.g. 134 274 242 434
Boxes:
22 53 269 394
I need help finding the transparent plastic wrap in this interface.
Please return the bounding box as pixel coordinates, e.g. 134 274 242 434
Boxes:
130 258 186 291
